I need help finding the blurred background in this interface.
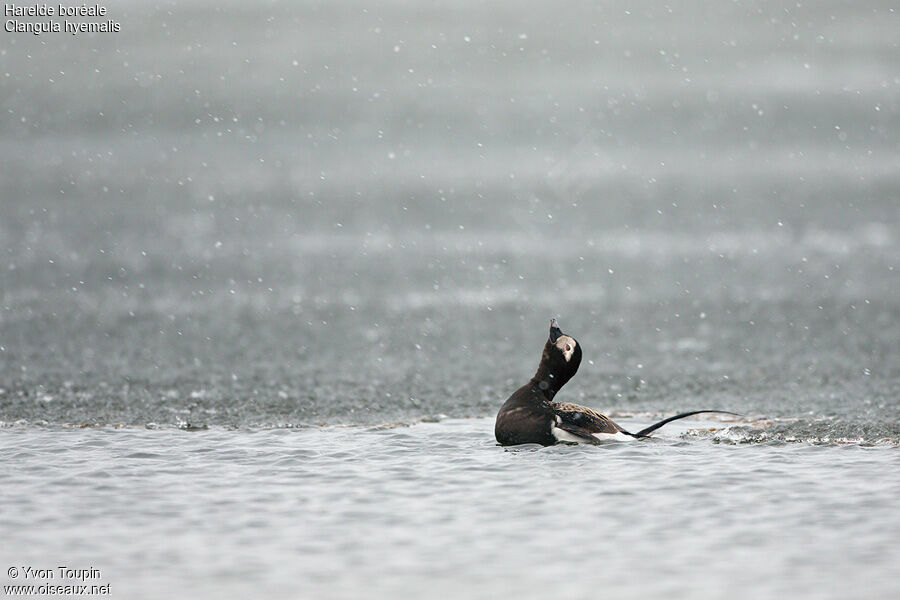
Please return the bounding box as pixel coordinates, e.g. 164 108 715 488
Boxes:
1 0 897 435
2 3 899 599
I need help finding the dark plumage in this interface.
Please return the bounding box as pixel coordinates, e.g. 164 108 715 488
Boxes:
494 319 738 446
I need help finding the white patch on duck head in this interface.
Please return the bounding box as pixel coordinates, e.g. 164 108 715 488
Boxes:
555 335 577 362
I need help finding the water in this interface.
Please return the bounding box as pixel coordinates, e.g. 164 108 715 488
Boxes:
1 0 899 597
1 419 898 599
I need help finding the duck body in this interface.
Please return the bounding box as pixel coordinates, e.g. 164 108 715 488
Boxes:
494 382 558 446
494 385 629 446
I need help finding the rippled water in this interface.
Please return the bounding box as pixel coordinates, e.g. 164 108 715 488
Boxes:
1 0 899 597
2 418 898 599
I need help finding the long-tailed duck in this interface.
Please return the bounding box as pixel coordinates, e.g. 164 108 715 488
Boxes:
494 319 736 446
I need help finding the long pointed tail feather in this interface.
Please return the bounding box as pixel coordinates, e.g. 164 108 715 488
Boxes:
624 410 741 439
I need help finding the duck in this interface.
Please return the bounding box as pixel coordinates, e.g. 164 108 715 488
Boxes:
494 319 736 446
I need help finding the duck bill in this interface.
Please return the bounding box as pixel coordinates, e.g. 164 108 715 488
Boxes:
549 319 563 343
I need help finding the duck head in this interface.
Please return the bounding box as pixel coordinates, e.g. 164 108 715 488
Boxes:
532 318 582 397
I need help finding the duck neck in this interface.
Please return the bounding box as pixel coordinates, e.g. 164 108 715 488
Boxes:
530 365 568 400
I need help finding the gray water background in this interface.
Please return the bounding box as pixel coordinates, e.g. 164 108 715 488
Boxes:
1 1 898 598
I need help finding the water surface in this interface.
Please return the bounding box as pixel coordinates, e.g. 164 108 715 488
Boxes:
2 419 898 599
